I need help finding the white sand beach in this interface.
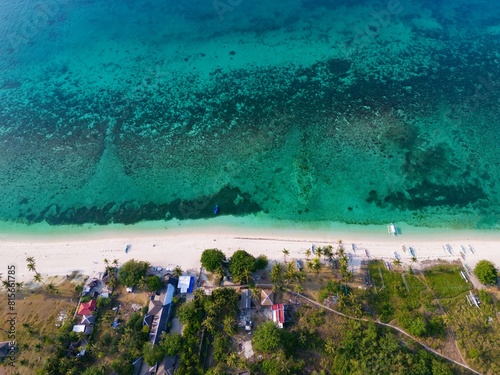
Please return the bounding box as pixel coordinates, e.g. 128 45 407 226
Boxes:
0 218 499 284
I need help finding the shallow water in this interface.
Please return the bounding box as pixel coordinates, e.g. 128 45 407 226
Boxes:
0 0 499 229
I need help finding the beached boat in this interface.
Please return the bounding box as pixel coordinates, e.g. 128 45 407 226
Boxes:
394 251 399 261
409 247 415 257
445 244 453 255
387 223 397 235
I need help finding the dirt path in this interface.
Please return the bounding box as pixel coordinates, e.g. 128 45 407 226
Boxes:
290 291 482 375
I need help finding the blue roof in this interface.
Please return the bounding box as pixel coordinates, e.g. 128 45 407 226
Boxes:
187 276 195 293
164 284 175 305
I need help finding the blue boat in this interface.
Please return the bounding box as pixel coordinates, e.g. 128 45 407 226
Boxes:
213 204 219 215
125 244 131 253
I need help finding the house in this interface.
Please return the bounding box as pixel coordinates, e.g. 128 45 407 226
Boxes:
239 289 251 310
143 278 178 345
101 286 110 298
260 289 274 307
77 299 97 315
157 356 176 375
72 325 92 335
272 304 285 328
178 275 195 294
135 280 178 374
81 315 96 325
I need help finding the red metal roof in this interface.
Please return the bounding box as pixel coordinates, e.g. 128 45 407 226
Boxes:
272 304 285 325
78 299 96 315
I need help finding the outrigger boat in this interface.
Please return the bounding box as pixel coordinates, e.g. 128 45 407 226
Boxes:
387 223 397 235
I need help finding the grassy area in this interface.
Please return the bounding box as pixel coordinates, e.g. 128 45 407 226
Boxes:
440 290 500 375
287 293 468 375
0 277 80 375
424 264 472 299
367 260 434 323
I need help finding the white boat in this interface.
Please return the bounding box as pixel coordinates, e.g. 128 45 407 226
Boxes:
387 223 397 235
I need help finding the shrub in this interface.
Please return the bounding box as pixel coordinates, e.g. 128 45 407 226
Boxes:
474 260 497 285
201 249 226 274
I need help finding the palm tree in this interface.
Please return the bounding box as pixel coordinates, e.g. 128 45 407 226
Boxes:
27 261 36 273
282 248 290 263
324 339 336 356
270 262 283 283
15 282 24 292
97 363 110 375
173 266 183 278
305 248 311 259
45 282 59 295
323 245 333 262
295 271 306 284
294 284 304 294
285 261 296 285
241 268 252 284
103 258 109 266
202 315 216 333
33 273 42 283
337 294 347 308
226 352 239 369
249 286 260 304
223 315 236 336
1 280 10 290
309 258 321 273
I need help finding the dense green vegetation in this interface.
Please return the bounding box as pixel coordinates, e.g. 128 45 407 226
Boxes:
229 250 257 283
367 260 433 323
424 265 472 298
118 259 150 287
440 288 500 374
474 260 497 285
200 248 226 274
320 319 455 375
175 288 240 374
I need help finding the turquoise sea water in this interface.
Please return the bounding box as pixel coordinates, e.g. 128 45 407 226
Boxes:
0 0 499 229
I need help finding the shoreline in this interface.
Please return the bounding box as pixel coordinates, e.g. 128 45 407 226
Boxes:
1 215 499 241
1 217 499 284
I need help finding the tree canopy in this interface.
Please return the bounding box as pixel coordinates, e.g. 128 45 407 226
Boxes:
146 275 163 292
474 260 497 285
252 321 282 353
118 259 150 287
229 249 256 283
255 254 269 270
143 342 165 366
160 333 183 356
201 248 226 274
